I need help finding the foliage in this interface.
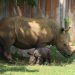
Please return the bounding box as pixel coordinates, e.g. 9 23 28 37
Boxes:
16 0 36 7
72 42 75 46
64 18 69 28
0 0 5 4
64 17 70 42
16 0 24 6
25 0 36 7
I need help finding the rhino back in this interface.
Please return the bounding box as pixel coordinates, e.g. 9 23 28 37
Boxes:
0 16 60 48
14 17 57 48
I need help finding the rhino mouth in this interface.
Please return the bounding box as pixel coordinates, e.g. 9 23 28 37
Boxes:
62 52 71 58
59 49 72 58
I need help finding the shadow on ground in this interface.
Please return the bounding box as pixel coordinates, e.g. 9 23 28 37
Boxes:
0 63 39 74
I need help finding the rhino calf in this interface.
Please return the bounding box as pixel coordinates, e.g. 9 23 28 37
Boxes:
28 47 51 65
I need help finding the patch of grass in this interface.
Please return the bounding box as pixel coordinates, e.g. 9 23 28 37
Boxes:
0 62 75 75
72 42 75 46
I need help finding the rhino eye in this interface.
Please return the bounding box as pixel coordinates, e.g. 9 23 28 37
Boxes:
64 44 66 46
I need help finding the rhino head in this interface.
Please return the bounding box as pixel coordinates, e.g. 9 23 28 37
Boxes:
54 28 72 57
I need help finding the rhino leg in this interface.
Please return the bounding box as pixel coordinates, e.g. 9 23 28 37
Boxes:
36 57 43 65
0 44 13 63
0 38 15 63
0 47 11 61
3 45 15 64
0 46 4 58
29 55 36 65
4 51 12 62
47 54 51 64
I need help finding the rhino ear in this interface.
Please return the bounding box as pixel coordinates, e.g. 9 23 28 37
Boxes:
60 27 71 33
65 27 71 32
60 28 65 33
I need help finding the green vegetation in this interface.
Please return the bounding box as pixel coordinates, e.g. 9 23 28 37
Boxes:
0 45 75 75
64 17 69 28
72 42 75 46
0 63 75 75
16 0 36 7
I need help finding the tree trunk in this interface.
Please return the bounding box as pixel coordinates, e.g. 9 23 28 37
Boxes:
8 0 24 16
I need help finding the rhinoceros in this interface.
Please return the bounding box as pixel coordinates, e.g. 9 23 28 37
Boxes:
28 47 51 65
0 16 72 62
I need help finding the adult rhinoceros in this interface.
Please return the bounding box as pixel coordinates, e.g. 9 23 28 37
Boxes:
0 16 73 62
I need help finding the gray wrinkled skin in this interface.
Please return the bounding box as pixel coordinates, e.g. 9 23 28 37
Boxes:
28 47 51 65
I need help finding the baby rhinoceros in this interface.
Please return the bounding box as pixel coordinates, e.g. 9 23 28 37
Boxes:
27 47 51 65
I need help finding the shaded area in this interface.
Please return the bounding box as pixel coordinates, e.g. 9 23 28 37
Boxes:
10 45 75 66
0 45 75 66
0 57 38 74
